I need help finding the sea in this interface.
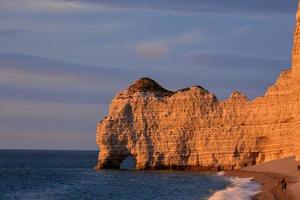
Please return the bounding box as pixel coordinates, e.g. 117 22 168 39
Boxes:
0 150 260 200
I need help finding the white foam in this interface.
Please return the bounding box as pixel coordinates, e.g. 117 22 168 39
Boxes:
216 171 225 176
208 174 261 200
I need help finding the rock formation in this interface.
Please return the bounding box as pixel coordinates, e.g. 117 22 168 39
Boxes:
95 2 300 170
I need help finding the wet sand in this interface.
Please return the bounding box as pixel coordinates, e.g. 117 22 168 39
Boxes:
225 157 300 200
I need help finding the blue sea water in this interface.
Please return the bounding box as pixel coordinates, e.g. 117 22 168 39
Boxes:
0 150 231 200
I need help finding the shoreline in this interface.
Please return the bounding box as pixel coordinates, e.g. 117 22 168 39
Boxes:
225 170 293 200
224 157 300 200
208 172 261 200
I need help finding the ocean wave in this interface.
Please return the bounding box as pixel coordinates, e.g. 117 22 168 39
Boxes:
208 173 261 200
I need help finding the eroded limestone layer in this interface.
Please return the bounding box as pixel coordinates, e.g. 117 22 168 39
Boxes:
95 2 300 170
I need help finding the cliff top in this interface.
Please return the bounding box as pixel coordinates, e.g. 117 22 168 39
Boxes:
127 77 223 101
127 77 175 97
230 91 248 100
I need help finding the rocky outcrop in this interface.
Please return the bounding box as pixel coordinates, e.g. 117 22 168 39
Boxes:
95 2 300 170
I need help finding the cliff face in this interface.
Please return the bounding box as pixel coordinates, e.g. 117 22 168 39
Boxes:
95 3 300 170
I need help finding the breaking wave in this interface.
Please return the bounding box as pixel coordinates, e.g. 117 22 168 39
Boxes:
208 172 261 200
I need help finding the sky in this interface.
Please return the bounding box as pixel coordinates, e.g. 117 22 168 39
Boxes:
0 0 298 150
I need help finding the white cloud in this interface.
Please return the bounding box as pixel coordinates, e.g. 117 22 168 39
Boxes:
0 68 92 89
166 31 201 45
233 26 252 36
135 31 201 59
0 0 93 12
0 98 104 120
135 43 169 59
0 67 119 94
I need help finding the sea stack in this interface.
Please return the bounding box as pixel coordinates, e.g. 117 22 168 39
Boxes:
95 3 300 170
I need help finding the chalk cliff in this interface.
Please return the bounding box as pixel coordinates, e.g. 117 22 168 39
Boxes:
95 2 300 170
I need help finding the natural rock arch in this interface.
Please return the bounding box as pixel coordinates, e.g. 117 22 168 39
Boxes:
95 1 300 171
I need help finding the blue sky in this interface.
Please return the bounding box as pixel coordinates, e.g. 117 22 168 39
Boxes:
0 0 298 150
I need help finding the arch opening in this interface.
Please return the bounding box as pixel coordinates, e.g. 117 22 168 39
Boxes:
120 155 136 170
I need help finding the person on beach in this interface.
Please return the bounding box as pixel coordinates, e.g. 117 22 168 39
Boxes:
281 178 287 190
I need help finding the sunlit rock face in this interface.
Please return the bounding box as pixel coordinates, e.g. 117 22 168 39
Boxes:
95 2 300 170
292 1 300 72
